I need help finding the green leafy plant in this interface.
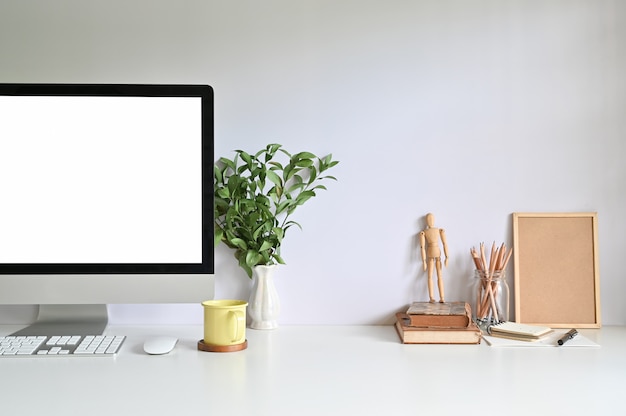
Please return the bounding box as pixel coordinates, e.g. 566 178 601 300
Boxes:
214 144 339 277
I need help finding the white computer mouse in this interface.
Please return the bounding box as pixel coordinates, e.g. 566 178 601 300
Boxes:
143 336 178 355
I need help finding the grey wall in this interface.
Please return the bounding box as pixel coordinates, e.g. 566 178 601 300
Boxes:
1 0 624 325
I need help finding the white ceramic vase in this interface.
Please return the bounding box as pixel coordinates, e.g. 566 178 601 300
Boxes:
249 265 280 330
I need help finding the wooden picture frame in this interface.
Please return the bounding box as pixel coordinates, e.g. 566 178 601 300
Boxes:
512 212 601 328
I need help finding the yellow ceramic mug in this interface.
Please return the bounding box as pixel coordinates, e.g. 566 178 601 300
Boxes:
202 300 247 346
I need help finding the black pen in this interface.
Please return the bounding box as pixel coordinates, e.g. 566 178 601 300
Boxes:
557 329 578 346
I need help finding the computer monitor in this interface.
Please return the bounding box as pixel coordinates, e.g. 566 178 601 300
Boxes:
0 83 214 336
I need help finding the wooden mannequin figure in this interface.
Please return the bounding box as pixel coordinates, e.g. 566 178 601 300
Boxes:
419 213 449 303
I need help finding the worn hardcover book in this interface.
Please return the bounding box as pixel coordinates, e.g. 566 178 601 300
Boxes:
405 301 471 328
395 313 481 344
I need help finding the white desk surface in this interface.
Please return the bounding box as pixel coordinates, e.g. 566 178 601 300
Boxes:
1 324 624 415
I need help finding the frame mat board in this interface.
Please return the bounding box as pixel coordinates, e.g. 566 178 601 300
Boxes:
513 213 601 328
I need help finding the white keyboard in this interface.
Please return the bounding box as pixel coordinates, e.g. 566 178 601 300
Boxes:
0 335 125 357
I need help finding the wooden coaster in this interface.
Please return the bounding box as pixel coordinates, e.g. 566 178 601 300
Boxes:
197 339 248 352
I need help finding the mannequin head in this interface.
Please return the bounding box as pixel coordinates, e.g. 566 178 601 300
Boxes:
426 213 435 227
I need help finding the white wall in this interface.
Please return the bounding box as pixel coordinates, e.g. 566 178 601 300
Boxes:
1 0 624 325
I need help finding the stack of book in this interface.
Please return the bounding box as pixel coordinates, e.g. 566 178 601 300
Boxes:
394 302 482 344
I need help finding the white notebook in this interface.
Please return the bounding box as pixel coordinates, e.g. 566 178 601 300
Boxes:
484 330 600 348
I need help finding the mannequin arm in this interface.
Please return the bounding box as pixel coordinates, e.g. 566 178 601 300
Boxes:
440 229 449 267
419 231 427 270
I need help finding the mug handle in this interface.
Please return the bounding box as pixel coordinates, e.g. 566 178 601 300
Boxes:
229 310 245 343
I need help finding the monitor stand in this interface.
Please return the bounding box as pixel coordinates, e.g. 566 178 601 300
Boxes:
10 304 108 336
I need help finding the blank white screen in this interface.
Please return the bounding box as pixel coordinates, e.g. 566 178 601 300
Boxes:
0 96 202 264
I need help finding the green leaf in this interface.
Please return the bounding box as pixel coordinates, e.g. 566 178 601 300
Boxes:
227 175 240 195
219 157 236 171
295 159 313 168
213 144 339 277
255 194 270 206
276 199 292 215
261 143 281 161
283 220 302 231
272 227 285 241
311 184 327 191
214 228 224 247
245 250 263 268
268 161 283 170
266 169 282 187
214 198 230 216
286 181 307 194
283 163 294 181
307 166 318 184
294 151 316 160
268 185 283 201
214 165 223 184
252 220 271 240
273 253 286 264
238 255 253 278
259 240 273 252
216 187 230 198
238 151 252 165
295 190 316 206
230 238 248 250
277 147 291 158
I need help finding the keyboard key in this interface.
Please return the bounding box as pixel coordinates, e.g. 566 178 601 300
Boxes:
68 336 81 345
